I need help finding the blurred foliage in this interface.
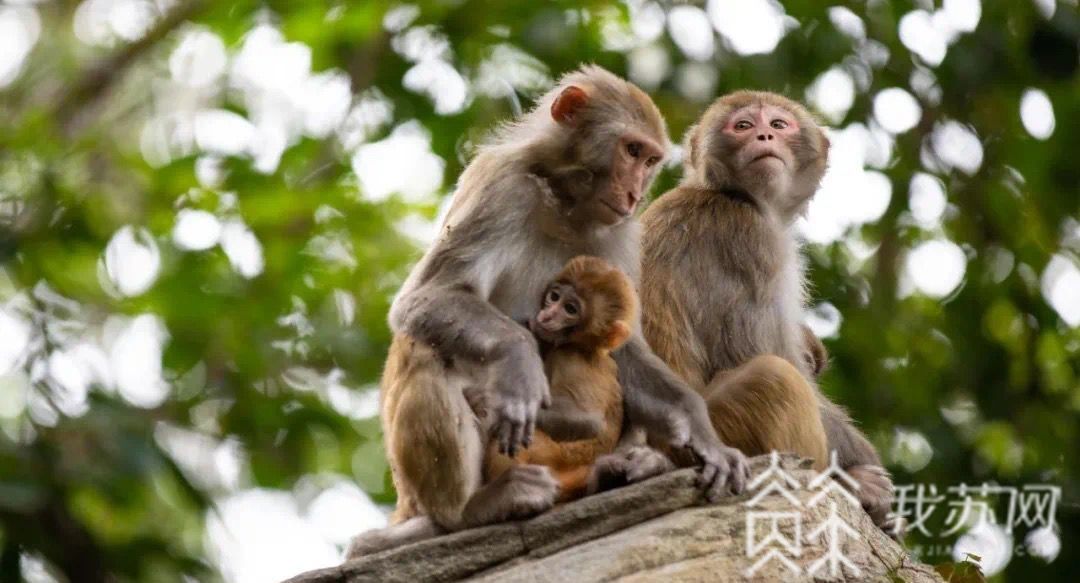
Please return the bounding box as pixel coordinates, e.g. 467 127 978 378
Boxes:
0 0 1078 581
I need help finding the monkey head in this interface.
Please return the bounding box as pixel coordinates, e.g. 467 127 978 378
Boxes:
530 255 637 351
682 91 830 221
535 66 670 226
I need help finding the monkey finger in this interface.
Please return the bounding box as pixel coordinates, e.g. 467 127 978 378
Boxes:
699 463 718 490
507 424 521 457
512 402 530 449
493 421 510 454
522 417 535 448
509 419 525 457
728 463 747 495
495 403 521 453
496 419 519 456
707 472 731 503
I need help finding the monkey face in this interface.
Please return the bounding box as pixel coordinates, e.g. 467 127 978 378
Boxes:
548 83 668 226
594 133 665 224
684 92 830 222
719 103 800 199
530 283 583 344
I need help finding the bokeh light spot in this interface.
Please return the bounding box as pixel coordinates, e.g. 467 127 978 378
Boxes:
1020 88 1055 140
874 88 922 134
906 239 967 298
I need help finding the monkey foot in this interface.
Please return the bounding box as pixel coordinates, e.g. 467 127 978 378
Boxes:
492 465 559 521
587 446 675 494
847 464 897 535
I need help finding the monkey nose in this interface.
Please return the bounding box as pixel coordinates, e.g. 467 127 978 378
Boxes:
757 134 773 141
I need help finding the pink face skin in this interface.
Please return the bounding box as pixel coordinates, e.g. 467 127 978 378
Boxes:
604 132 665 221
530 283 582 345
722 103 801 171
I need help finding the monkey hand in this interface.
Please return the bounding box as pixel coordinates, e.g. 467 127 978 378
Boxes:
688 438 750 502
489 339 551 456
846 464 897 536
586 446 675 494
660 392 749 500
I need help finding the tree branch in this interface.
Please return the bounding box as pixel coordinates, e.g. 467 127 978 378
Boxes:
52 0 206 135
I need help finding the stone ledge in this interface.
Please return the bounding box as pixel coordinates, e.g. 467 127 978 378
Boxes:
284 455 943 583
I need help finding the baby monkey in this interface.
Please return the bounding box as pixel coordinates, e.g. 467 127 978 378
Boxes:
469 255 636 502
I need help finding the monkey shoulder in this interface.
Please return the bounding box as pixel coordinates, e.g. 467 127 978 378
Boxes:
640 186 700 230
641 187 743 239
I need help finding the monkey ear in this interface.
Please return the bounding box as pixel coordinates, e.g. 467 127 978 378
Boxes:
604 321 632 350
551 86 589 126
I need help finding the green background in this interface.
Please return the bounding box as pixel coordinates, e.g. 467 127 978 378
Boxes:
0 1 1077 581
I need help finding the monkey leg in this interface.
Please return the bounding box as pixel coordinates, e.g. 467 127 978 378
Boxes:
460 464 559 527
704 355 829 470
385 336 558 535
485 434 585 504
819 400 896 535
383 337 485 530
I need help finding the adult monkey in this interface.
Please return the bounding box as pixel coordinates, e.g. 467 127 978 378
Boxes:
371 67 749 551
639 91 896 532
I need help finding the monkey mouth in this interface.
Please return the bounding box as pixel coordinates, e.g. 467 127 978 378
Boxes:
601 199 633 218
528 318 553 340
750 153 784 165
532 326 560 345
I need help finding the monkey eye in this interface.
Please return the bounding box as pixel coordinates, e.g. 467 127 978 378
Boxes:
626 142 642 158
645 156 661 168
547 289 560 303
734 120 752 131
771 119 788 130
564 302 579 316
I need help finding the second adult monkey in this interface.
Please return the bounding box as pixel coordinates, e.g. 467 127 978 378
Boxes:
349 66 750 559
639 91 896 532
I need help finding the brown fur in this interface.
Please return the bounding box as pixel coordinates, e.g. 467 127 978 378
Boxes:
383 336 478 526
484 256 635 501
353 67 750 562
640 91 895 533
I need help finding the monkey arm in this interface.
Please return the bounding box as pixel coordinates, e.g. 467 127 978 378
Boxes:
536 395 604 441
614 336 749 500
390 282 536 363
387 186 546 364
392 283 550 456
388 224 552 455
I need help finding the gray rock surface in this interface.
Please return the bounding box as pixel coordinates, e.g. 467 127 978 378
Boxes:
284 455 943 583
